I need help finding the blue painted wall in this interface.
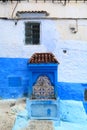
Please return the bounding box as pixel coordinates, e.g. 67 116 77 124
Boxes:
0 58 29 98
58 82 87 101
57 82 87 113
0 57 87 102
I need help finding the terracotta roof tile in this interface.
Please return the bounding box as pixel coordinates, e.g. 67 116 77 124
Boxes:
16 11 49 16
28 53 59 64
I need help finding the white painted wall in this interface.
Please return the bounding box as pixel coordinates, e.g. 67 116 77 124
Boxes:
0 19 87 83
0 2 87 18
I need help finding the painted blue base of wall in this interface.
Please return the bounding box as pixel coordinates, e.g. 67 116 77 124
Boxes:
0 58 87 103
58 82 87 101
0 57 87 113
57 82 87 113
0 57 29 98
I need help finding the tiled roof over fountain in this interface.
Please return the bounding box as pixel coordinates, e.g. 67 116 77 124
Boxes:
28 53 59 64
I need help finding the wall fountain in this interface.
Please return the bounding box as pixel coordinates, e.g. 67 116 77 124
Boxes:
26 53 60 124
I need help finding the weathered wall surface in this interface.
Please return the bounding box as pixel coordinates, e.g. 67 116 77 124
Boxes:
0 58 29 98
0 18 87 101
0 2 87 18
0 19 87 83
0 2 87 100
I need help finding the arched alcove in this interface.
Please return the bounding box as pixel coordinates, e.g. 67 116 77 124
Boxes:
32 75 55 99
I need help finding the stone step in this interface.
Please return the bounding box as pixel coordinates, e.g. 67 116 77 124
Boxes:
24 120 54 130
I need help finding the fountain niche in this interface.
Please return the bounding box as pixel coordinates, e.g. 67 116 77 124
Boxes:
32 75 55 99
26 53 60 123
